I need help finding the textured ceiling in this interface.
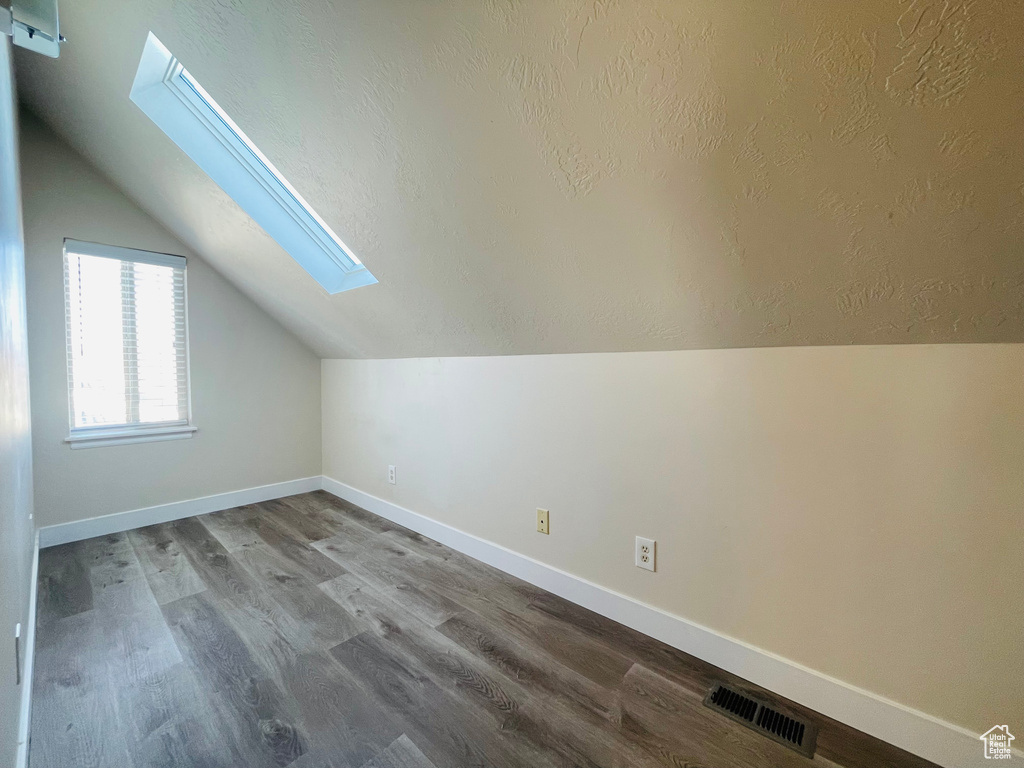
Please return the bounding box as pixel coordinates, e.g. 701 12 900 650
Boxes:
15 0 1024 358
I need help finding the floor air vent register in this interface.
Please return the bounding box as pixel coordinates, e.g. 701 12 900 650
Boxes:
704 682 819 758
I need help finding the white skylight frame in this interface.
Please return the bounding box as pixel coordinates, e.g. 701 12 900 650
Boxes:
129 32 376 294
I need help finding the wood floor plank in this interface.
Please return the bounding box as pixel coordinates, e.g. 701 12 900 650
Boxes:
73 531 136 564
34 552 187 767
233 543 367 650
380 617 661 768
118 661 240 768
170 515 265 597
327 572 626 768
33 492 938 768
327 499 404 535
372 550 534 623
279 493 379 540
380 624 611 768
36 543 93 625
253 521 348 584
259 497 339 543
100 579 183 687
309 517 381 563
30 609 134 768
330 629 557 768
284 753 343 768
232 539 332 587
169 515 329 639
162 591 306 768
323 540 463 629
221 504 348 584
359 735 438 768
198 505 266 551
815 722 937 768
276 649 404 767
87 539 147 591
330 631 493 768
342 538 428 588
436 610 620 726
169 516 335 673
128 523 208 605
420 569 636 691
128 715 238 768
376 528 460 564
376 579 462 630
319 573 418 637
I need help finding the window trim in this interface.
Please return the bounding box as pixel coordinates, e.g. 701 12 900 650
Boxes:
63 238 195 449
129 32 377 295
65 238 186 270
65 423 198 450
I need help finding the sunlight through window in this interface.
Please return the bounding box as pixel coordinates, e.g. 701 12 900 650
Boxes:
64 240 193 447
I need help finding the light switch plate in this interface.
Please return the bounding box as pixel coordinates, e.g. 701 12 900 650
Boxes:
537 508 549 535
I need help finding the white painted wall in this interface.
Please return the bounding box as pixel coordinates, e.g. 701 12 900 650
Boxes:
21 113 322 528
0 36 36 768
322 346 1024 739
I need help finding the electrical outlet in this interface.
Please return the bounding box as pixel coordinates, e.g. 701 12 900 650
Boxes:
635 536 656 572
388 465 397 485
536 508 549 535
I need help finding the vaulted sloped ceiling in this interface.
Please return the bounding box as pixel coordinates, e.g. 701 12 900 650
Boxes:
15 0 1024 358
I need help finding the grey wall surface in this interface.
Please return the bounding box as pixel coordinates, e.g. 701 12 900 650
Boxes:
21 114 322 528
323 346 1024 736
0 36 36 768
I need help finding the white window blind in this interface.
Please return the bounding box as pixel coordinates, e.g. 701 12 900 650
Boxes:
64 240 193 446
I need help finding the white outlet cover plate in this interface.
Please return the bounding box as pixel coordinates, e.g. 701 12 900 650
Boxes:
388 465 396 484
635 536 656 572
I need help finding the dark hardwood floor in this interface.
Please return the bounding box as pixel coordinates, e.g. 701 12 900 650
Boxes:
32 491 936 768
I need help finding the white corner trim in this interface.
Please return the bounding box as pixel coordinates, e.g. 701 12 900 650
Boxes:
15 532 39 768
37 476 322 548
321 476 1008 768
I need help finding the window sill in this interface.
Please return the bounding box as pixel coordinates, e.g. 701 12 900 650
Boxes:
65 424 197 450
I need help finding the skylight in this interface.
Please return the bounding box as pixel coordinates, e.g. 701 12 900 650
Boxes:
129 33 376 294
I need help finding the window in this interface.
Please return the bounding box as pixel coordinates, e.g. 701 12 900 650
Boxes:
129 32 377 295
64 239 194 448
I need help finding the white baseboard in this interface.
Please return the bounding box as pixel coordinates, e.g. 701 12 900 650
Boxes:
322 476 1003 768
37 477 322 548
15 532 39 768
